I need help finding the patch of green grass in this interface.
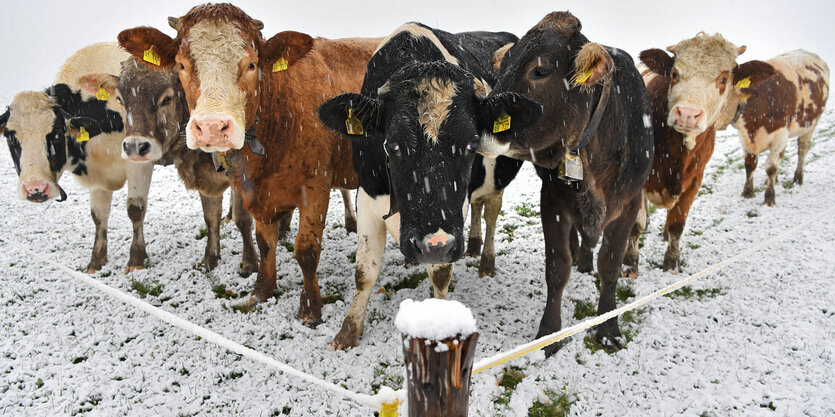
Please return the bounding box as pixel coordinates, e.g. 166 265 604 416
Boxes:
279 240 294 254
347 251 356 263
514 202 540 218
73 393 102 415
782 180 795 190
383 271 428 293
572 299 597 320
322 282 346 305
687 242 701 250
217 370 244 384
501 223 520 242
196 227 208 240
647 205 657 216
35 378 43 389
466 260 480 269
231 302 261 314
370 362 404 393
528 387 576 417
212 284 237 299
760 402 776 411
664 286 723 299
746 210 759 218
494 366 527 407
130 279 163 299
616 284 635 302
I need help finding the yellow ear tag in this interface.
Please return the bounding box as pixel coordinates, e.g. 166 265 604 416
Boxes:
272 57 288 72
95 87 110 101
76 127 90 142
345 108 364 135
493 113 511 133
143 46 161 66
575 69 594 84
736 77 751 89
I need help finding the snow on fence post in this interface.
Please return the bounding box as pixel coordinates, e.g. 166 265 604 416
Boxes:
395 299 479 417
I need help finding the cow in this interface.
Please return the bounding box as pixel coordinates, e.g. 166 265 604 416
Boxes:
0 42 156 274
318 23 538 349
478 12 654 353
728 50 829 206
117 3 378 324
626 33 777 274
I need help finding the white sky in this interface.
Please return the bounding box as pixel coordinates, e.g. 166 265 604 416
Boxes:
1 1 833 103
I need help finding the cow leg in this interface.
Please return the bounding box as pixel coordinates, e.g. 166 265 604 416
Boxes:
742 152 758 198
125 163 153 273
794 129 814 185
250 219 281 303
536 187 573 356
85 189 113 273
465 198 483 257
277 210 292 240
568 225 580 260
596 194 641 349
622 195 647 278
479 190 504 277
196 192 223 272
340 189 357 234
763 131 788 207
428 264 454 298
663 182 699 272
294 189 329 326
575 227 597 274
332 189 386 350
230 189 258 277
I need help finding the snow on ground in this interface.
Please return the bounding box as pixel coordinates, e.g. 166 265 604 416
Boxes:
1 109 834 416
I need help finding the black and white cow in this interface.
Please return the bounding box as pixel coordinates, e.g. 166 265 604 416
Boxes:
0 43 153 273
319 22 540 349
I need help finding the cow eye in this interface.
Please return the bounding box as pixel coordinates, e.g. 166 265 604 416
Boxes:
160 96 172 106
386 141 400 154
466 137 480 152
248 63 256 70
720 76 728 84
530 66 551 80
179 63 185 70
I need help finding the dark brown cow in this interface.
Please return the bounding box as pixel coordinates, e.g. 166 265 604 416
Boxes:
626 33 776 274
118 3 379 324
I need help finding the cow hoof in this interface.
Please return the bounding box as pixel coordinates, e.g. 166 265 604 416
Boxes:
300 316 323 329
741 189 755 199
404 258 419 268
662 257 680 273
763 199 776 207
478 254 495 278
238 261 258 277
195 256 220 272
621 266 639 279
576 256 594 274
542 342 563 357
124 265 145 274
234 297 261 313
793 172 803 185
597 334 625 352
83 267 100 274
465 237 482 257
344 217 358 234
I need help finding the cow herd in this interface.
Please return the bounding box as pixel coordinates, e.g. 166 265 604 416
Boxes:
1 4 829 354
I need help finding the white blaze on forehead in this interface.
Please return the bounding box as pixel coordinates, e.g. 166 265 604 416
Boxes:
7 91 61 184
416 77 457 143
187 20 249 123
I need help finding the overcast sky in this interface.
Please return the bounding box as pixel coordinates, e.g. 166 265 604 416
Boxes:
1 1 832 103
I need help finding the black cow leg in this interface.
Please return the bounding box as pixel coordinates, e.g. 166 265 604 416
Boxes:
536 187 573 356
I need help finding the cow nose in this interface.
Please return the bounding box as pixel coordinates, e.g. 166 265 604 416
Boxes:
190 117 235 148
137 141 151 156
122 140 138 156
412 231 456 263
672 106 704 129
23 181 49 195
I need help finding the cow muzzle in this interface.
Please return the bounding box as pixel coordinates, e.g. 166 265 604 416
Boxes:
187 115 243 152
669 105 706 133
408 230 457 264
122 136 161 162
20 180 64 202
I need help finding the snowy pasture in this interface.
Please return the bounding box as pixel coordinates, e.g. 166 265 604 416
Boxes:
1 108 833 415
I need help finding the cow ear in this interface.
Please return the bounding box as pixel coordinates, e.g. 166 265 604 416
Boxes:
118 26 178 69
639 48 674 78
261 31 315 72
573 42 614 87
318 93 383 138
67 117 103 138
78 73 119 98
733 60 776 96
492 43 514 76
479 91 542 140
0 107 9 134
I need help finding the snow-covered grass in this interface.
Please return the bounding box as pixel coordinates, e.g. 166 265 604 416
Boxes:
1 110 834 416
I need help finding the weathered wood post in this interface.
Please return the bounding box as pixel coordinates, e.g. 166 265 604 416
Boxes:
395 299 479 417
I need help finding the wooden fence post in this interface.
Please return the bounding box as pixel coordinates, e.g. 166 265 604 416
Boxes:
395 299 479 417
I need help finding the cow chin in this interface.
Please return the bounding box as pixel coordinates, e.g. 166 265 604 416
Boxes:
682 134 698 150
478 132 510 158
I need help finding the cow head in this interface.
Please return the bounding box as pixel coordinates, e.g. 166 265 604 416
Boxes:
640 33 759 149
80 60 188 162
1 89 100 202
478 11 612 168
118 4 263 152
319 61 539 264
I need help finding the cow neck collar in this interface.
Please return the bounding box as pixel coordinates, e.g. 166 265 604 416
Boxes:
574 78 612 152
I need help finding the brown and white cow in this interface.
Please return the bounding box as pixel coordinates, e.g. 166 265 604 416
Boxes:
1 43 156 273
118 3 377 324
726 50 829 206
624 33 774 274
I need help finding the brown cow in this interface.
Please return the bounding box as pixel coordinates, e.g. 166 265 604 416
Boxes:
624 33 775 274
118 3 378 324
727 50 829 206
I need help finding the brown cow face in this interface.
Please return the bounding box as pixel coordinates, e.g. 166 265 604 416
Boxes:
644 33 746 149
118 3 263 152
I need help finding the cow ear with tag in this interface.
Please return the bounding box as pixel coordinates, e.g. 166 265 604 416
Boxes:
732 60 776 99
318 93 383 139
78 73 119 101
478 91 542 141
118 27 178 69
67 117 103 140
261 31 315 73
639 48 674 78
573 42 614 87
